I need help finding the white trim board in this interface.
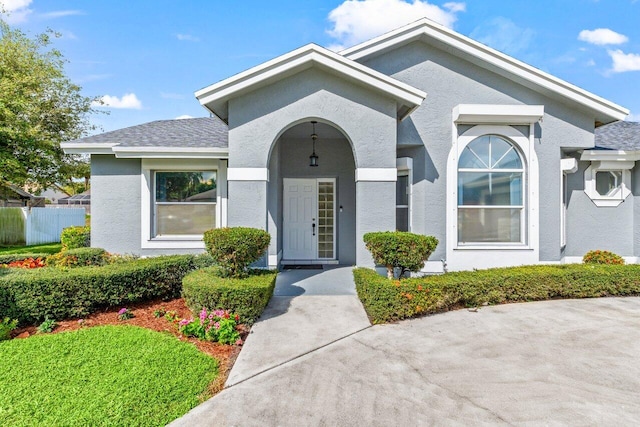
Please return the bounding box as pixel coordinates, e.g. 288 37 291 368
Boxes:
227 168 269 181
453 104 544 125
355 168 397 182
342 18 627 122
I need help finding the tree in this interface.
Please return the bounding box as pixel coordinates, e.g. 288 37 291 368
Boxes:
0 19 98 188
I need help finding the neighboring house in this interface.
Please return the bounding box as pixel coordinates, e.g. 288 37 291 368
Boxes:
62 18 635 271
0 183 44 208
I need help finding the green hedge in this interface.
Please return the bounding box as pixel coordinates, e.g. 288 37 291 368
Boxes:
60 226 90 249
363 231 438 279
46 247 109 267
354 264 640 324
0 253 50 264
0 255 199 324
182 267 276 324
203 227 271 278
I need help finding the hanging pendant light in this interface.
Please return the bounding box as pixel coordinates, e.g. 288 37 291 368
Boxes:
309 121 319 167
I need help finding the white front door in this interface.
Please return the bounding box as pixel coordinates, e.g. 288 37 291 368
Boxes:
283 178 335 261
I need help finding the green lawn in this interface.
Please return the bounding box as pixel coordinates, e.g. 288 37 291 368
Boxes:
0 243 62 255
0 325 218 426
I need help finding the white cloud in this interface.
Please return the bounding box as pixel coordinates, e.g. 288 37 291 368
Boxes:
578 28 628 46
92 93 142 109
39 10 84 19
175 115 194 120
470 17 535 56
0 0 33 23
608 49 640 73
443 2 465 13
326 0 465 49
176 34 200 42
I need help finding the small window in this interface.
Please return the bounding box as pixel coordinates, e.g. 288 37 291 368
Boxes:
396 173 409 231
154 171 216 236
583 165 630 207
595 171 622 197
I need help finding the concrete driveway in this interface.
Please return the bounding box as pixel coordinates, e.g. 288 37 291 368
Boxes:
172 296 640 426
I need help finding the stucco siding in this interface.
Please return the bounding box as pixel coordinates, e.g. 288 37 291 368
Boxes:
360 41 595 264
91 155 142 254
565 160 634 257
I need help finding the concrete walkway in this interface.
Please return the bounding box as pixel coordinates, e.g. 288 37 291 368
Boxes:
226 266 370 386
170 297 640 426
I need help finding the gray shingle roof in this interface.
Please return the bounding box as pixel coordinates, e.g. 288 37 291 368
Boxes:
67 117 228 148
594 121 640 151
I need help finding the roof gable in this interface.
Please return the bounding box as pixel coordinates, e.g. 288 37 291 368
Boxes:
341 18 628 124
195 43 426 123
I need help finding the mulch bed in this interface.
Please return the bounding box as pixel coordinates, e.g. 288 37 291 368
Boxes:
12 298 246 395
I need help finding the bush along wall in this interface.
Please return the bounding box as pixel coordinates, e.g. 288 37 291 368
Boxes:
0 255 200 324
182 267 276 324
363 231 438 279
354 264 640 324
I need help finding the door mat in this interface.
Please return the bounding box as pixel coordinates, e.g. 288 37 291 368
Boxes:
282 265 324 270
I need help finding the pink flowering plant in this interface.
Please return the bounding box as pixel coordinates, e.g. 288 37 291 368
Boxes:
117 307 134 321
178 308 241 345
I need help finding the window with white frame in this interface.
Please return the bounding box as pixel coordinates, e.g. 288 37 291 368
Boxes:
583 163 631 207
457 135 525 244
154 171 216 236
396 172 410 231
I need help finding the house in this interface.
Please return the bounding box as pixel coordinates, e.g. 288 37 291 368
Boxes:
0 183 44 208
62 18 634 271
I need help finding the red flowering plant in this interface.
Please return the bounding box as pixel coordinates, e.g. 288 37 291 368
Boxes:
582 250 625 265
178 308 241 345
1 257 46 269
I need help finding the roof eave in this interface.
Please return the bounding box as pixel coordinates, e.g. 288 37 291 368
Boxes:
61 142 117 155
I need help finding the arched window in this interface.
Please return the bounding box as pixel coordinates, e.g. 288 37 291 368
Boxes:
457 135 525 243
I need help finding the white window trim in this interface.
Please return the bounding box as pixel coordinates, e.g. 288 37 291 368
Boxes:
141 158 227 249
583 162 632 207
446 124 539 270
560 158 578 249
396 157 413 231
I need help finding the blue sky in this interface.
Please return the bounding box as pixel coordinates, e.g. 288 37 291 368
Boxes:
2 0 639 133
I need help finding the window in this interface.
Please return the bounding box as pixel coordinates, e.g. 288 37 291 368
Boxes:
154 171 216 236
396 173 409 231
583 164 631 207
457 135 524 244
595 171 622 197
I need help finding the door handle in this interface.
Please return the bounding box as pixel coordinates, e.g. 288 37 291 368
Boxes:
312 223 316 236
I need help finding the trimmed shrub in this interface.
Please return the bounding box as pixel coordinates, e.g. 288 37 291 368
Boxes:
583 250 624 265
47 248 109 267
60 226 90 250
0 253 51 265
354 264 640 324
182 267 276 324
203 227 271 278
0 255 199 324
363 231 438 279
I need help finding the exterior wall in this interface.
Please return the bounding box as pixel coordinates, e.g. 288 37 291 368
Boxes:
227 67 398 267
360 41 595 267
91 155 205 256
271 137 357 265
564 160 635 258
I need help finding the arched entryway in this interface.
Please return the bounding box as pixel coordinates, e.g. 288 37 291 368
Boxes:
267 120 356 266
